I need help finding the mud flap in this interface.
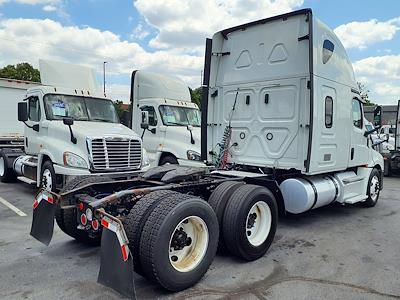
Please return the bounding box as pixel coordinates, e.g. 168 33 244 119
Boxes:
98 219 136 299
30 191 56 246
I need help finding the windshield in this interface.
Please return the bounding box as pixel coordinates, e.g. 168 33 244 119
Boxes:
44 94 119 123
159 105 201 127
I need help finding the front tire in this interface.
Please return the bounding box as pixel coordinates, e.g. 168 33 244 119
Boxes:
0 150 17 183
222 184 278 261
362 168 381 207
40 160 57 192
140 193 219 291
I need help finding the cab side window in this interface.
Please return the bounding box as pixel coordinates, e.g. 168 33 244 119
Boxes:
141 106 157 126
325 96 333 128
352 99 363 129
28 97 41 122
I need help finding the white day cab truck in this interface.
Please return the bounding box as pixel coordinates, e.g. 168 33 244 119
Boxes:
382 100 400 176
129 70 203 167
29 9 384 299
0 60 150 192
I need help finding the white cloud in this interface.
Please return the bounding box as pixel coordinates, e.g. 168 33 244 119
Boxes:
42 4 57 11
130 23 149 40
353 55 400 104
334 17 400 50
134 0 304 50
0 18 203 100
0 0 60 5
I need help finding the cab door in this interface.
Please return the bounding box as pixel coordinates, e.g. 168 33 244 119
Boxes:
24 96 42 155
348 98 369 167
140 105 164 164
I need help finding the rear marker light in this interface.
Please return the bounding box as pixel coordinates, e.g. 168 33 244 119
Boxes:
101 219 109 228
121 244 128 261
79 203 84 211
81 213 87 225
92 219 99 230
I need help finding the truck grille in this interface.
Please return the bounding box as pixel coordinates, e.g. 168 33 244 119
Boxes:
89 137 142 171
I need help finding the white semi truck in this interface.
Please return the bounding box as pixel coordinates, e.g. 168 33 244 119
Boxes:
29 9 384 299
130 70 203 167
0 60 149 191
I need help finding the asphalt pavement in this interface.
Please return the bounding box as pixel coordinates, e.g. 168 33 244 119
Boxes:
0 177 399 300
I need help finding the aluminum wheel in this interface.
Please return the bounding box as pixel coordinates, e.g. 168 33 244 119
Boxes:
246 201 272 246
169 216 209 273
0 157 4 177
370 175 380 201
42 169 53 191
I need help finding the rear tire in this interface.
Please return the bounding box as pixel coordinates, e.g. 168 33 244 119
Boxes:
55 175 113 245
123 190 178 276
222 184 278 261
159 155 178 166
0 150 17 183
208 181 244 251
361 168 381 207
140 193 219 291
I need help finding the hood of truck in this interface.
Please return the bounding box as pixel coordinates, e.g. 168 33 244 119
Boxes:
162 126 201 156
69 121 140 139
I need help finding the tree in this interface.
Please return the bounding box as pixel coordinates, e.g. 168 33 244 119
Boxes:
357 82 374 106
190 87 202 108
0 62 41 82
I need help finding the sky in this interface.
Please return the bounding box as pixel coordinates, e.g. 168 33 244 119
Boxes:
0 0 399 104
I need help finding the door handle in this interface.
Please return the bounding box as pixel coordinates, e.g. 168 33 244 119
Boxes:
351 148 354 160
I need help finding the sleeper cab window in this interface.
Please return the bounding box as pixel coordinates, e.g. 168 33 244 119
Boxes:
325 96 333 128
141 106 157 126
352 99 363 129
322 39 334 64
28 97 41 122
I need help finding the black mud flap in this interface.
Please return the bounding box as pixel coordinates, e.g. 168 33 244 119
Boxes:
98 228 136 299
30 192 56 246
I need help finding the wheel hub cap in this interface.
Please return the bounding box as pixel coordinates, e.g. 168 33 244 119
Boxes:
169 216 209 273
246 201 272 246
370 175 380 201
42 169 53 191
0 157 4 177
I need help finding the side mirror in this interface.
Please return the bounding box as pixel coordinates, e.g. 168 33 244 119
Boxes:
140 111 149 130
18 102 28 122
63 117 74 126
373 105 382 127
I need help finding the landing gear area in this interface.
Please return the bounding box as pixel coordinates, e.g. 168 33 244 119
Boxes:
0 174 399 299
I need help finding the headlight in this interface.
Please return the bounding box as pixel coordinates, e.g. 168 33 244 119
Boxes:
142 148 150 167
187 150 201 161
63 152 88 169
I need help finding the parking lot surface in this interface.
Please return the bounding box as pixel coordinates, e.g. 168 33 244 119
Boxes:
0 177 399 300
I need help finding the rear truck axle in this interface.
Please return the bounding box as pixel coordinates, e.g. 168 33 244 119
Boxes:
29 165 244 298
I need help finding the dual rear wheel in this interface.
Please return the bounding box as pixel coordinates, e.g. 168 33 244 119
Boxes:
123 183 278 291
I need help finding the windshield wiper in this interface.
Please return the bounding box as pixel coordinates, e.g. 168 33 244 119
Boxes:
167 122 188 126
91 118 115 123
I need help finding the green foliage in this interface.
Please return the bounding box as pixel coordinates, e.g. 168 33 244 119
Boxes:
190 86 202 108
0 62 41 82
357 82 374 106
